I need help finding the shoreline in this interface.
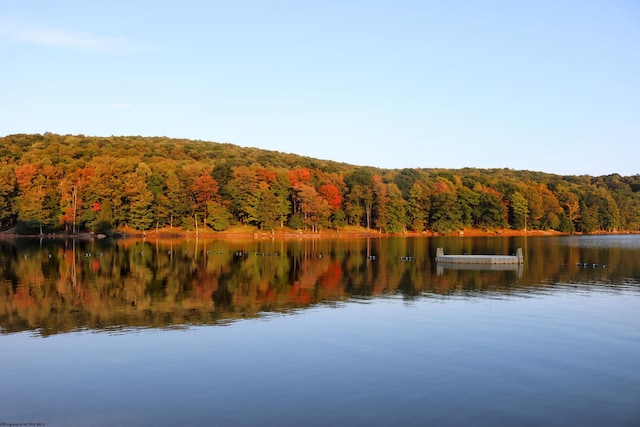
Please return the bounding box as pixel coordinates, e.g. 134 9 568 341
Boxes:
1 227 637 240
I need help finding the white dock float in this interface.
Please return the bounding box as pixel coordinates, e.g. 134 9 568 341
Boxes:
435 247 523 265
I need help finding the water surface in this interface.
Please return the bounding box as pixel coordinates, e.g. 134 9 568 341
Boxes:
1 235 639 426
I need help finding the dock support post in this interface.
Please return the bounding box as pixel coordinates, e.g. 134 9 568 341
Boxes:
436 247 444 260
516 248 523 264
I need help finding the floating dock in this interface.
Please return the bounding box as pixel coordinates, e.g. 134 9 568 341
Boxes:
435 247 523 265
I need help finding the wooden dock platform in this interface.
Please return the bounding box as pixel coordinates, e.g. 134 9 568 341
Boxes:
435 247 523 265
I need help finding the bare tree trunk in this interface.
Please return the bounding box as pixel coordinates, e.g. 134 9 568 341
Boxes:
72 185 77 234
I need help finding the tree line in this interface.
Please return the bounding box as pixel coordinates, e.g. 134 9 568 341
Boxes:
1 133 639 234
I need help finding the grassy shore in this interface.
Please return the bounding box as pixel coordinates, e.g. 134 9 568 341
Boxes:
3 224 637 240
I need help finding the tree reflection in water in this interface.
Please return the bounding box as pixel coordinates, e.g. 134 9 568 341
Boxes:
1 235 638 336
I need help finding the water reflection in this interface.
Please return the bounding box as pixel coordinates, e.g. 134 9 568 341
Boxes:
1 235 639 336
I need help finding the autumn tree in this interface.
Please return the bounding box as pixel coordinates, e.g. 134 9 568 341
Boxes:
0 161 17 228
593 186 621 231
192 174 220 230
124 163 155 230
206 200 233 231
508 191 529 230
165 169 192 228
317 183 342 227
225 166 260 225
406 182 430 232
345 169 375 228
95 199 114 234
266 169 292 229
612 176 640 231
293 183 331 232
14 163 50 233
373 177 390 232
477 189 507 229
146 170 169 229
393 168 423 199
457 186 480 228
318 184 342 212
373 181 406 233
429 177 461 233
519 182 562 230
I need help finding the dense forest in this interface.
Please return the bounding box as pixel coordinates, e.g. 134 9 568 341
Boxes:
1 133 639 235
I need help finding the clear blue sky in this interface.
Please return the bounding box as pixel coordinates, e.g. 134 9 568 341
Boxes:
1 1 638 176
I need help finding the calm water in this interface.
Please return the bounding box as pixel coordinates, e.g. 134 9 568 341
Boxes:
1 235 639 426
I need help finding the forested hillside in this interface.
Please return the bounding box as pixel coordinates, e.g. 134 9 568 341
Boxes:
1 133 639 235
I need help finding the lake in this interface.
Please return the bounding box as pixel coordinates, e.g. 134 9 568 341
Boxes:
1 235 639 426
